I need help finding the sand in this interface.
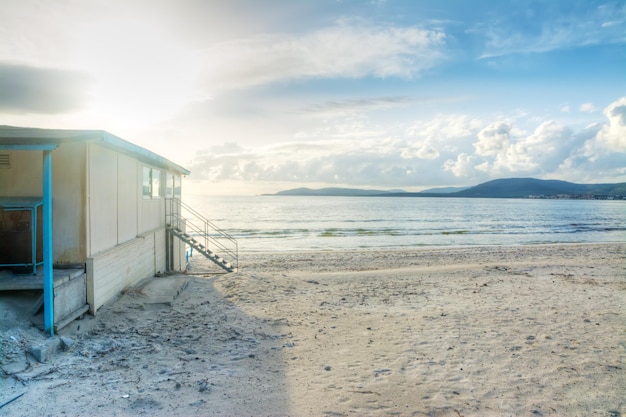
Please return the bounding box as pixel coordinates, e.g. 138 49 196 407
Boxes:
1 243 625 417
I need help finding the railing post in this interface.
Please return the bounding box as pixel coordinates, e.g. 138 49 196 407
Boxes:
205 220 209 252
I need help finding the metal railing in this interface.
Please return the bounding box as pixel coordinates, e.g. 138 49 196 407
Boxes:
165 198 238 271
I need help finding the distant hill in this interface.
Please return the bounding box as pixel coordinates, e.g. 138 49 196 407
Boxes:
271 187 405 196
419 186 470 194
269 178 626 199
453 178 626 198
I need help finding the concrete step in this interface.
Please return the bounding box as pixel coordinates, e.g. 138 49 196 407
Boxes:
139 276 189 306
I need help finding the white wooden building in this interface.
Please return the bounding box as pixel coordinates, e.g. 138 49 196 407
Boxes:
0 126 192 333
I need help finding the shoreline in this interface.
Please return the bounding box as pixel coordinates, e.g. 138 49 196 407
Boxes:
2 242 625 416
235 241 626 255
235 242 625 272
237 240 625 253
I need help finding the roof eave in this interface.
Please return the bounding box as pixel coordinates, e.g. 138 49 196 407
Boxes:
0 125 190 175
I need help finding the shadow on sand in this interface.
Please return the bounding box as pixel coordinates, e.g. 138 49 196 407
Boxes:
1 265 291 416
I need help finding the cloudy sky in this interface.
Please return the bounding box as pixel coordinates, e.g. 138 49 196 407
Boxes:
1 0 625 195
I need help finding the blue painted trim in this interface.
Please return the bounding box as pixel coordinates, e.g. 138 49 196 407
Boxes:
42 150 54 335
0 144 58 151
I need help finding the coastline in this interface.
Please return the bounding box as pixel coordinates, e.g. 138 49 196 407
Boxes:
236 242 626 273
2 242 625 416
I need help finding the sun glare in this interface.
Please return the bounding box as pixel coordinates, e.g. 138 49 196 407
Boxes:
74 18 202 128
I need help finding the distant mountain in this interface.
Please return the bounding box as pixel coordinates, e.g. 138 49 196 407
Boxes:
453 178 626 198
271 187 405 196
269 178 626 199
419 186 470 194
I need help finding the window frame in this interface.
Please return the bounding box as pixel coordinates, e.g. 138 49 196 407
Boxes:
142 166 165 199
142 166 152 198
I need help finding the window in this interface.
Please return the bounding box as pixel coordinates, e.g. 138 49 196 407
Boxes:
143 167 163 198
151 169 162 198
142 167 152 198
174 175 182 197
166 173 174 197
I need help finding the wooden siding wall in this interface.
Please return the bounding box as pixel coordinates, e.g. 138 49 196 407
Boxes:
85 142 179 313
52 143 87 263
0 146 87 263
140 193 164 233
0 151 43 196
88 144 118 255
87 143 166 256
117 154 138 242
86 228 166 313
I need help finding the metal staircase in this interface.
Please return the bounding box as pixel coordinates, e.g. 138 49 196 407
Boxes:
165 198 238 272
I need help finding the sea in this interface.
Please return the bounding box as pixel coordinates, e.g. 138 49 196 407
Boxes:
184 195 626 252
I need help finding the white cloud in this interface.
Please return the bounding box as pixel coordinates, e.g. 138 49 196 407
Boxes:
299 96 412 117
189 96 626 191
474 121 514 156
593 97 626 153
407 114 483 141
405 114 483 158
458 120 581 178
201 22 446 90
579 103 596 113
477 2 626 59
500 121 576 174
400 142 440 160
443 99 626 183
558 115 625 183
191 134 453 188
443 153 480 178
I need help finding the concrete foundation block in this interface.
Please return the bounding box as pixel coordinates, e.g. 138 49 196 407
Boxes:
29 337 61 363
60 336 75 349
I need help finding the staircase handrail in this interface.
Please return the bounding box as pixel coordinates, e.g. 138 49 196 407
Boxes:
166 198 238 271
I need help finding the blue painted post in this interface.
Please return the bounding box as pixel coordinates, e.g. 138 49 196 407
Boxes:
31 204 37 274
42 150 54 335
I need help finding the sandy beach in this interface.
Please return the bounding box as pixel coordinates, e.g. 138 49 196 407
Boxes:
1 243 625 416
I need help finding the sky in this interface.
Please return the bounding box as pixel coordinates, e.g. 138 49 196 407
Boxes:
1 0 625 195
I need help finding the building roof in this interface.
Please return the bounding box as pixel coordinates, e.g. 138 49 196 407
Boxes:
0 125 190 175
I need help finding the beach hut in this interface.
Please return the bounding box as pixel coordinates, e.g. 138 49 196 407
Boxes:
0 126 236 335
